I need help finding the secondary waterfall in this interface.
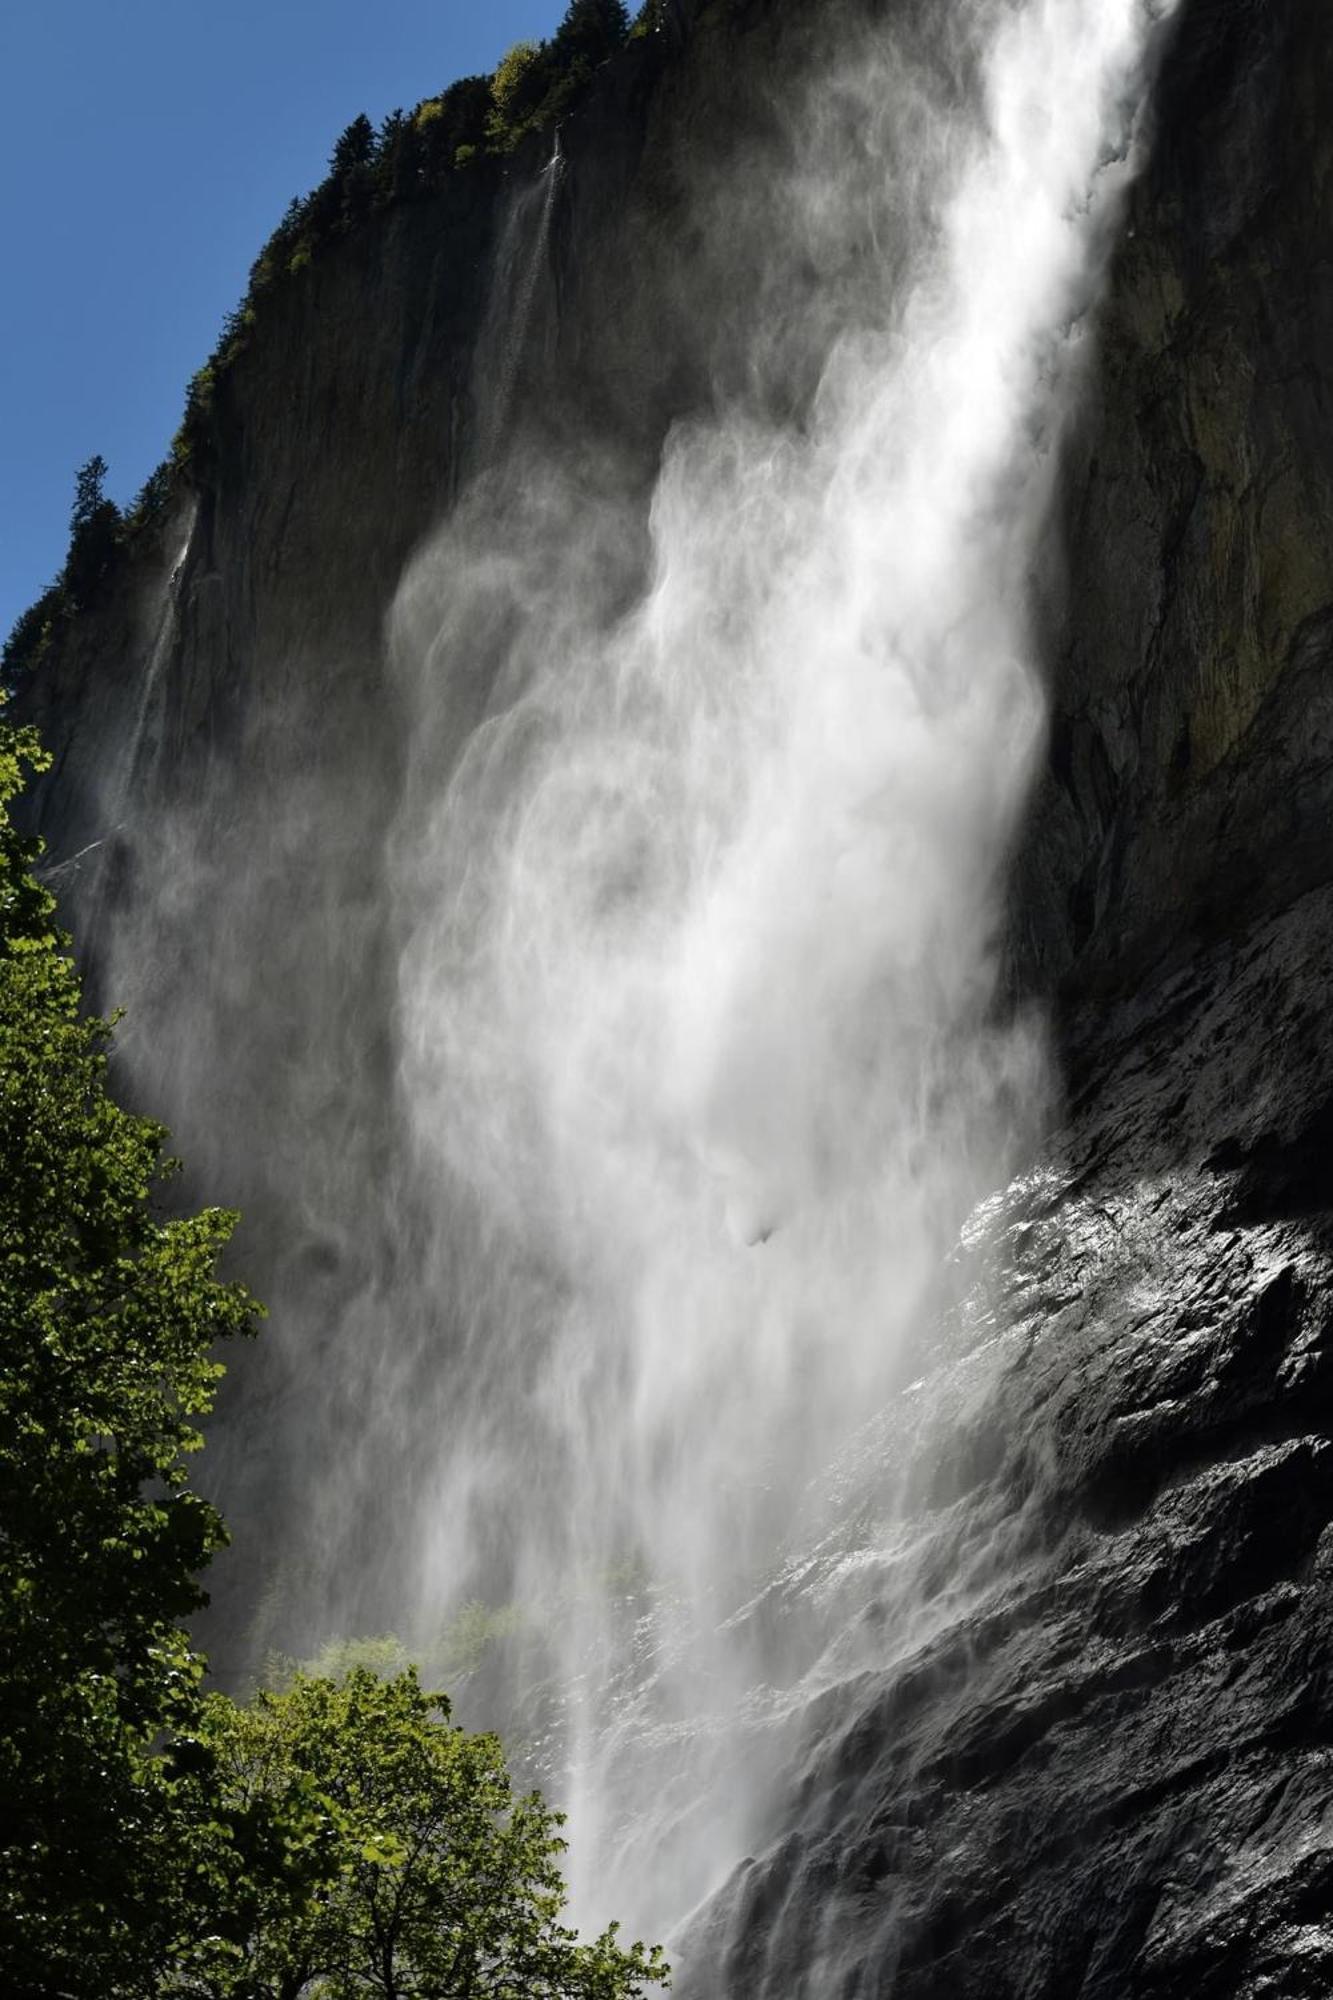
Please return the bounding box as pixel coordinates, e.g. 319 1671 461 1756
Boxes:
476 127 566 462
388 0 1176 1953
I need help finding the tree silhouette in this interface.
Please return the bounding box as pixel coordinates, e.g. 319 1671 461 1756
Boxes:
554 0 631 66
64 455 121 609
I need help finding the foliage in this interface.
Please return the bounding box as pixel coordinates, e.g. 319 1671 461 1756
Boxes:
0 582 65 691
2 432 177 687
0 731 666 1992
124 458 174 536
64 453 122 609
488 41 558 152
435 1600 530 1681
69 453 110 536
0 712 260 1994
172 364 218 470
1 453 139 687
489 2 631 150
629 0 670 39
413 75 491 184
554 0 632 68
307 114 379 237
171 1669 669 1999
297 1631 411 1684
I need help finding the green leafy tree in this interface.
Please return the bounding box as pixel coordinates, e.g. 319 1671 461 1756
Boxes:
414 76 492 185
488 4 629 154
0 728 663 1994
172 1668 668 1999
487 41 557 152
0 715 260 1995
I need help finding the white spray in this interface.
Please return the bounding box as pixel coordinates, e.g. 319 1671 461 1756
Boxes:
390 0 1173 1948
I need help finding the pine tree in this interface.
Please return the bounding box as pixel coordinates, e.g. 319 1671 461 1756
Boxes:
553 0 631 68
63 455 122 608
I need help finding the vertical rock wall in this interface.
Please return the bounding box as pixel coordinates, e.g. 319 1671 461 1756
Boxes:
12 0 1333 1988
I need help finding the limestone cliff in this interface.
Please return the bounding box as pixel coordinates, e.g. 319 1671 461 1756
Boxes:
13 0 1333 1992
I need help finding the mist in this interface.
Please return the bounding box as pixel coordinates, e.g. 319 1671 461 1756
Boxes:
387 0 1174 1944
59 0 1185 1965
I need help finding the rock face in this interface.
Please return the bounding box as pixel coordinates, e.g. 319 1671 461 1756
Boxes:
1020 0 1333 1009
672 6 1333 1988
13 0 1333 1991
681 882 1333 1996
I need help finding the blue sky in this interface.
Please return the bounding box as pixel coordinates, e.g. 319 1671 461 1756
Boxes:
0 1 568 640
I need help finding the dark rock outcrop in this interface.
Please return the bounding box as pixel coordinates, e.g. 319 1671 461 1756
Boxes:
1020 0 1333 1010
682 881 1333 1995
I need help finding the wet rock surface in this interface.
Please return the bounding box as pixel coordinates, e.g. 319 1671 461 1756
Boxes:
682 885 1333 1995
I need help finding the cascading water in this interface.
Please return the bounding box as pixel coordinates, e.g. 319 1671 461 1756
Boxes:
41 500 197 921
476 127 567 462
46 0 1185 1981
388 0 1177 1961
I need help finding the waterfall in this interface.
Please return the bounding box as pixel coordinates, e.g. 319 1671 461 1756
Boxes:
475 128 566 462
117 502 198 815
389 0 1176 1957
40 501 197 916
51 0 1182 1976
